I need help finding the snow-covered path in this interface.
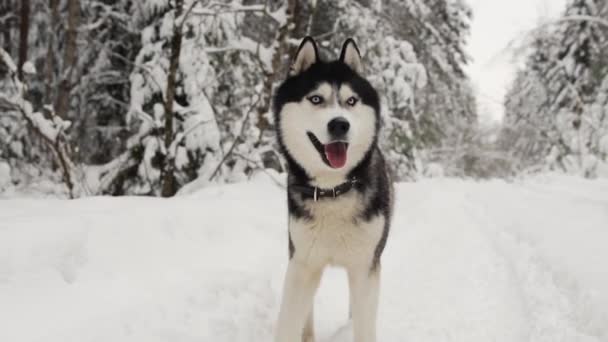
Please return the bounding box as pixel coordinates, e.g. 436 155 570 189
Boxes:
1 175 607 342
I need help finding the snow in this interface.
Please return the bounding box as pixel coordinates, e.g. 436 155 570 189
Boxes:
0 48 17 72
21 61 36 75
160 12 174 39
1 175 607 342
30 112 62 142
0 161 10 189
182 98 220 153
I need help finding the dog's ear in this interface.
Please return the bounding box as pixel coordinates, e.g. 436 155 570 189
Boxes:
290 36 318 76
339 38 363 74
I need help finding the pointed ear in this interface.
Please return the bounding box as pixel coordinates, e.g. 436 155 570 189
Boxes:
339 38 363 74
290 36 319 76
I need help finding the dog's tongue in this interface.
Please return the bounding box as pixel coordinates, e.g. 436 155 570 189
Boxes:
324 142 348 168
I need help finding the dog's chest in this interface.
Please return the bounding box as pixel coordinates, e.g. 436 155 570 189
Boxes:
289 194 384 269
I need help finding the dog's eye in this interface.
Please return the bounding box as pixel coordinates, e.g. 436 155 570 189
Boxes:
346 97 358 106
308 95 324 105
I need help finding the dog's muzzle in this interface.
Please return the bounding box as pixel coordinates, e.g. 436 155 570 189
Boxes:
307 132 349 169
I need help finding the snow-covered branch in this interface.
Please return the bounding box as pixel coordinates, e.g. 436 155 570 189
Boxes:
0 49 80 198
556 15 608 29
185 1 285 25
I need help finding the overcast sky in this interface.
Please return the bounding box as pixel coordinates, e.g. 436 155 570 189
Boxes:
466 0 567 123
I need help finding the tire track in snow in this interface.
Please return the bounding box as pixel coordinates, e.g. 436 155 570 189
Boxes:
322 181 529 341
463 189 603 342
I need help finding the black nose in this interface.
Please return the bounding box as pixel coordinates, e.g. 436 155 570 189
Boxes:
327 117 350 138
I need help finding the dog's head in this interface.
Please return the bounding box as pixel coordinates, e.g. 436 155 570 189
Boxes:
274 37 380 180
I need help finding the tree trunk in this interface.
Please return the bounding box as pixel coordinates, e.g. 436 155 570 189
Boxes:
17 0 29 80
45 0 59 104
257 0 297 136
1 0 12 54
160 0 184 197
54 0 79 119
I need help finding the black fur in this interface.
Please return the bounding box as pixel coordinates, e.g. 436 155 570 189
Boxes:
274 61 381 120
273 37 393 270
339 38 361 64
297 36 319 61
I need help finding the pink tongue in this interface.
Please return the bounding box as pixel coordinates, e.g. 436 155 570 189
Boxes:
324 142 348 168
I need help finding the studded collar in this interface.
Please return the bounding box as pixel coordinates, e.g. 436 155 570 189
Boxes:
290 178 360 201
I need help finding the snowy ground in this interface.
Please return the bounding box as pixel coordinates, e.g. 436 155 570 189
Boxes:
1 174 607 342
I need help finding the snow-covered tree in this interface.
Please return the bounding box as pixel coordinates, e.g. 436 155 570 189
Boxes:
378 0 477 178
0 48 79 197
1 0 486 195
501 31 562 172
502 0 608 177
107 0 286 195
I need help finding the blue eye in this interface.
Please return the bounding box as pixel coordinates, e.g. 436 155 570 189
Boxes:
308 95 324 105
346 96 358 106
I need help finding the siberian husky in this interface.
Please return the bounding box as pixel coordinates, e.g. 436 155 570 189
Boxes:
273 36 393 342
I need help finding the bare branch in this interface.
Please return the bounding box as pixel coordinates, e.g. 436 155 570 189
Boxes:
555 15 608 29
209 95 261 181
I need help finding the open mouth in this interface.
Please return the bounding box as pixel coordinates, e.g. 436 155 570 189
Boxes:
307 132 349 169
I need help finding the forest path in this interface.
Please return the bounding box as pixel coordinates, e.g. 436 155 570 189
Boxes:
1 175 606 341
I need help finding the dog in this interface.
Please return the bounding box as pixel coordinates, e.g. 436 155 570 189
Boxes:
272 36 393 342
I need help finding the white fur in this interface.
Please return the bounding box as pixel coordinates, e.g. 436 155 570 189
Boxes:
275 192 384 342
279 83 377 189
292 193 384 269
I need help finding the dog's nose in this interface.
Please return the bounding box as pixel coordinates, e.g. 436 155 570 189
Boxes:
327 117 350 138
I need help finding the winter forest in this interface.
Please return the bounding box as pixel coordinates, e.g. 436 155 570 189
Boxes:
1 1 608 342
1 0 607 197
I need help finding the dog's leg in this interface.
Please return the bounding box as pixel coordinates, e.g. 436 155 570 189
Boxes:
348 265 380 342
302 307 315 342
276 260 322 342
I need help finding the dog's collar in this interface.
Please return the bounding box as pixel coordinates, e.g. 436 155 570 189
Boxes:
290 178 360 202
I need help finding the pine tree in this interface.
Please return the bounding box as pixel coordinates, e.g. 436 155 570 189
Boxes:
110 0 288 195
502 31 562 171
378 0 477 178
1 0 488 194
502 0 608 177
